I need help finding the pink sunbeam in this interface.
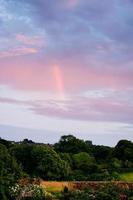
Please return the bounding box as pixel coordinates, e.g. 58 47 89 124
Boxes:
52 65 65 100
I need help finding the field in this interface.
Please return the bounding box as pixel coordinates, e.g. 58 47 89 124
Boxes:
40 181 73 192
120 172 133 182
40 173 133 192
40 181 133 192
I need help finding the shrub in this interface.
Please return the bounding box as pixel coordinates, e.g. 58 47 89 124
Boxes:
9 183 53 200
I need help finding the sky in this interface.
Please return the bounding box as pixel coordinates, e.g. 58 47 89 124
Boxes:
0 0 133 146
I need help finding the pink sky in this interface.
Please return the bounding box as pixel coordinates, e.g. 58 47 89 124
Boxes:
0 0 133 145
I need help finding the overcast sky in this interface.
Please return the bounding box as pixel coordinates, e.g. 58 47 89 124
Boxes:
0 0 133 146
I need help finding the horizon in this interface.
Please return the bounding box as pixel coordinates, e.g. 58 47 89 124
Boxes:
1 126 132 148
0 124 132 147
0 0 133 145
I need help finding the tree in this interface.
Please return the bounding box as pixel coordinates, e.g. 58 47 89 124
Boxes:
54 135 92 154
31 145 71 180
21 138 35 144
11 143 71 180
93 145 112 162
109 158 122 171
0 144 22 200
72 152 97 180
0 138 12 148
59 153 73 168
113 140 133 163
11 144 35 175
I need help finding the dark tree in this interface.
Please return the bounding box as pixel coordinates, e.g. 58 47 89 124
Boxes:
0 144 22 200
54 135 92 154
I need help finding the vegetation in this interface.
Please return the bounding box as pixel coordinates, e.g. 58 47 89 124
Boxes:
0 144 22 200
9 183 53 200
0 135 133 199
120 172 133 182
58 184 133 200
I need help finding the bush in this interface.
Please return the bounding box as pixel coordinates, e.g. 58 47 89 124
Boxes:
9 183 54 200
0 144 22 200
59 184 133 200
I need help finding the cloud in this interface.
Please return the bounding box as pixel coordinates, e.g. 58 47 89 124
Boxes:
0 97 25 105
0 0 133 130
1 0 133 64
0 47 38 58
0 92 133 124
16 0 133 64
66 0 80 8
30 97 133 124
0 63 133 93
15 34 42 46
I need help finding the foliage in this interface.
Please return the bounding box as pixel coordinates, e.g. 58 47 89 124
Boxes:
0 135 133 200
31 145 71 180
0 138 12 148
73 152 96 171
9 183 53 200
59 184 133 200
11 144 71 180
113 140 133 163
54 135 92 154
10 144 35 175
92 145 112 162
0 144 22 200
120 172 133 181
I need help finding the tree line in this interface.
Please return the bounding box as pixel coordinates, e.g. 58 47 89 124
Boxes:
0 135 133 199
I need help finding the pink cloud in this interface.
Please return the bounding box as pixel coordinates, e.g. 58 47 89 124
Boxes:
31 97 133 123
66 0 80 8
0 64 133 93
0 47 38 58
16 34 42 46
0 97 26 105
0 96 133 123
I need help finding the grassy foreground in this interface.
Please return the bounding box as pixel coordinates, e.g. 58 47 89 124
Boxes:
40 181 73 192
120 172 133 182
40 180 133 193
40 172 133 192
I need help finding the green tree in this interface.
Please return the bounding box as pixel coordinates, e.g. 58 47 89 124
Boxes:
113 140 133 159
11 144 35 175
11 143 71 180
59 153 73 168
0 138 12 148
109 158 122 171
73 152 95 170
0 144 22 200
93 145 112 162
54 135 92 154
72 152 97 180
31 145 71 180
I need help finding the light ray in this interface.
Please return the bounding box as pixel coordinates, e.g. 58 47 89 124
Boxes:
52 65 65 100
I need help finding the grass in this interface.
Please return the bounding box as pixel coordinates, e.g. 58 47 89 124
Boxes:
120 172 133 182
40 181 73 192
40 177 133 193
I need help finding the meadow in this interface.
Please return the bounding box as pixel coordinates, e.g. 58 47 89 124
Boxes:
120 172 133 182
